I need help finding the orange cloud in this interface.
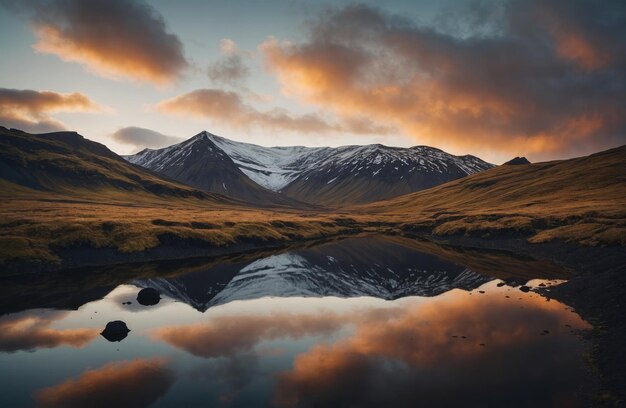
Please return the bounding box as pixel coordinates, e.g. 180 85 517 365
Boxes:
157 88 394 135
0 87 105 133
0 311 98 352
261 2 626 160
152 312 347 358
27 0 188 85
34 358 174 408
275 291 590 407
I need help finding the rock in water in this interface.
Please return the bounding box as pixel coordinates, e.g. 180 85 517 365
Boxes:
137 288 161 306
101 321 130 342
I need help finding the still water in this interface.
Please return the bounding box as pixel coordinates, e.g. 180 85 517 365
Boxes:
0 235 593 407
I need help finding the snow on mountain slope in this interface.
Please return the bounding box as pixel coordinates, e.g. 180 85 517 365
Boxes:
124 132 305 207
281 144 494 205
206 133 332 191
125 131 494 205
206 133 493 194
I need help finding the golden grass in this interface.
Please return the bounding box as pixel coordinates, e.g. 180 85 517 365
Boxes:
1 126 624 265
360 145 626 246
0 193 371 264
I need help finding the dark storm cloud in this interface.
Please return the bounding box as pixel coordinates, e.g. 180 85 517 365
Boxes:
261 0 626 159
111 126 182 150
3 0 189 85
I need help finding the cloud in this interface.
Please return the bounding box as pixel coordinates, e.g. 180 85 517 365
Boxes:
275 291 590 407
260 1 626 159
0 87 104 133
111 126 182 150
151 312 347 358
156 88 394 135
207 39 251 88
34 358 175 408
11 0 188 85
0 311 98 352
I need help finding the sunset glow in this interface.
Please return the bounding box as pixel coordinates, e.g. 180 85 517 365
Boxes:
1 0 623 162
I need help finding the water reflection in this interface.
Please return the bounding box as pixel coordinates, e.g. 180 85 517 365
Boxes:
0 284 592 407
136 236 496 311
0 311 98 352
34 358 174 408
0 235 569 316
274 288 590 407
0 235 591 407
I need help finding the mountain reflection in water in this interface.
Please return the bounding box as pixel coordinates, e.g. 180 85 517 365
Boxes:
0 235 592 407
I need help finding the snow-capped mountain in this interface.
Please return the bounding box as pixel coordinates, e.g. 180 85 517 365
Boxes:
125 131 494 206
134 235 490 312
124 133 304 207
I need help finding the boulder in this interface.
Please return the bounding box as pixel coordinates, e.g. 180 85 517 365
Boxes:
101 320 130 342
137 288 161 306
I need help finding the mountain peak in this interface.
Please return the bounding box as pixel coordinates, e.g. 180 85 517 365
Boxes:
189 130 210 141
504 157 531 165
126 131 494 206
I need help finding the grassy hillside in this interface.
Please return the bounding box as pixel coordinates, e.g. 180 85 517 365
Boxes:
363 145 626 246
0 126 624 267
0 128 362 267
0 127 235 202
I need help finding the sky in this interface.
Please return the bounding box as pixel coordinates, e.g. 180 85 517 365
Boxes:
0 0 624 163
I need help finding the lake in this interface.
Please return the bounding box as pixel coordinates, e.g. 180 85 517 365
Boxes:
0 235 594 407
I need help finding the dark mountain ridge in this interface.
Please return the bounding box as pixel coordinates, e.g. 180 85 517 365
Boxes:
126 131 495 206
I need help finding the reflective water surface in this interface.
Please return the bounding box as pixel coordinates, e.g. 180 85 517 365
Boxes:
0 235 593 407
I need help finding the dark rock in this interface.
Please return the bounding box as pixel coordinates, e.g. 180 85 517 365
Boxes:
137 288 161 306
497 282 506 287
503 157 530 165
101 321 130 342
479 290 485 294
519 286 531 292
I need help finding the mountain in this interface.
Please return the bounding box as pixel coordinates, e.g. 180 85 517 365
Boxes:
0 126 229 202
125 132 309 207
365 145 626 245
125 131 494 206
504 157 530 165
278 144 493 205
135 235 490 311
